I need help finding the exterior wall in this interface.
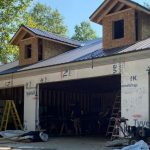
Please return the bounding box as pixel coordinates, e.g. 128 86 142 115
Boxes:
138 12 150 40
43 40 74 60
19 37 38 66
0 53 150 130
102 8 136 49
121 59 149 127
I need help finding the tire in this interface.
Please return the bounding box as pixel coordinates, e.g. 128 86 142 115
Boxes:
128 138 138 145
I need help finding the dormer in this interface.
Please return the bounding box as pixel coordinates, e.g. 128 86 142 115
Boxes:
90 0 150 50
11 25 81 66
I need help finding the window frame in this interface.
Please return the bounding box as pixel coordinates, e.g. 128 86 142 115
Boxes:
112 19 124 40
25 44 32 59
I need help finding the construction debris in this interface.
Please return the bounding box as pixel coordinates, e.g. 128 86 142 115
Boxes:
114 140 149 150
0 130 48 142
105 139 128 148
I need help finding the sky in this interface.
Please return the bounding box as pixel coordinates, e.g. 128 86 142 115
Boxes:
33 0 150 38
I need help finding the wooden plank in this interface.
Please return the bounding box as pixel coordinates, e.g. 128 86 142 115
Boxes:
11 27 35 45
114 3 126 12
90 0 110 20
118 0 150 15
97 0 118 24
108 2 126 14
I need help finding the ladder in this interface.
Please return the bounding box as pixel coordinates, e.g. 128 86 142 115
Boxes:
0 100 23 131
106 91 121 139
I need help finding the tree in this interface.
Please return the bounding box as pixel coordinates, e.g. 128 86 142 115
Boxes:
144 3 150 9
72 21 97 41
25 3 68 36
0 0 32 64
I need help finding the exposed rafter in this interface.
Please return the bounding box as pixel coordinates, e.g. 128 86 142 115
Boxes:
90 0 150 24
109 2 126 13
96 0 118 24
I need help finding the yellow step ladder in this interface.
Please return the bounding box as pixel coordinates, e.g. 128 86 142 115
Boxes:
0 100 23 131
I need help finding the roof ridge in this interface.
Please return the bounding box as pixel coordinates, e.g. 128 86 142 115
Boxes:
22 25 83 45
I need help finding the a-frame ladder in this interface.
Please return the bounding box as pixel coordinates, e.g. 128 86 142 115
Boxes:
0 100 23 131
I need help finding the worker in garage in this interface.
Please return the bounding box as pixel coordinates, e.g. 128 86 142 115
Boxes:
98 106 112 129
71 102 82 135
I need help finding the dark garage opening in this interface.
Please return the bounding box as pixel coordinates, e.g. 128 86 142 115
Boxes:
0 86 24 128
39 75 121 136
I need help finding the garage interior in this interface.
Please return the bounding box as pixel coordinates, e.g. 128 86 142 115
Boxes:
39 75 121 136
0 87 24 128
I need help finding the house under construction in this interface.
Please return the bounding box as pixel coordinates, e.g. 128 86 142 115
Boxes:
0 0 150 137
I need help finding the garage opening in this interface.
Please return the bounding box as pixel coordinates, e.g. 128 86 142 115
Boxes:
0 86 24 128
39 75 121 136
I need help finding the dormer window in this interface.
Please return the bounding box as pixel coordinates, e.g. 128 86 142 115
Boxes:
25 44 32 59
113 20 124 39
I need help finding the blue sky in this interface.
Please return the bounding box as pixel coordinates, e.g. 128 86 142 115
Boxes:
33 0 150 38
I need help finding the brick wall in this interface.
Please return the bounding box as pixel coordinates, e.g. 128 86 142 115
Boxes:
102 8 136 50
19 37 38 66
43 40 74 60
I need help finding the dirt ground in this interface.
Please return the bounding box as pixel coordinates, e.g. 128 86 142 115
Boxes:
0 137 116 150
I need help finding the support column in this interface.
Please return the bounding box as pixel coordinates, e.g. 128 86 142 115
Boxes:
24 81 38 131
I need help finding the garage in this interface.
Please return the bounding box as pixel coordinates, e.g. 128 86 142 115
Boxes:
39 75 121 136
0 86 24 128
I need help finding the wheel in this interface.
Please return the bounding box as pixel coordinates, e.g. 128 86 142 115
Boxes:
128 137 138 145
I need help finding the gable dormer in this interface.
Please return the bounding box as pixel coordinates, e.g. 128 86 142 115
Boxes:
11 25 81 66
90 0 150 50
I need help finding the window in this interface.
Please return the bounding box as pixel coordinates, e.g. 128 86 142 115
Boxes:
25 44 32 59
113 20 124 39
38 39 43 61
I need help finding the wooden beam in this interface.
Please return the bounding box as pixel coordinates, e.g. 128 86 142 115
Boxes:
118 0 150 15
96 0 118 24
35 35 78 48
112 3 125 12
11 26 36 45
90 0 110 20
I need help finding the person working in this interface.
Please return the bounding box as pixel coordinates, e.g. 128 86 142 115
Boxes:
71 102 82 135
98 106 112 128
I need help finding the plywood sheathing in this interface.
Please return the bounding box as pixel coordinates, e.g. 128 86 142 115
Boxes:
103 8 136 50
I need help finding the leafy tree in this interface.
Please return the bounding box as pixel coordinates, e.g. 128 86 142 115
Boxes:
0 0 32 64
72 21 97 41
144 3 150 9
25 3 68 36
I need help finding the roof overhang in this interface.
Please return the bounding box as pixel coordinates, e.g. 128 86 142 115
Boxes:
1 47 150 80
10 25 80 47
10 26 35 46
90 0 150 24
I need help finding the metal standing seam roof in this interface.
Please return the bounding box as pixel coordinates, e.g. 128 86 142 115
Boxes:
76 37 150 61
23 25 82 47
19 38 102 71
1 37 150 75
118 37 150 53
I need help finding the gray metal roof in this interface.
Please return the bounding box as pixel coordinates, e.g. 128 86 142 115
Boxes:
1 37 150 75
23 25 82 47
118 38 150 53
76 37 150 61
19 38 102 71
0 66 23 75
